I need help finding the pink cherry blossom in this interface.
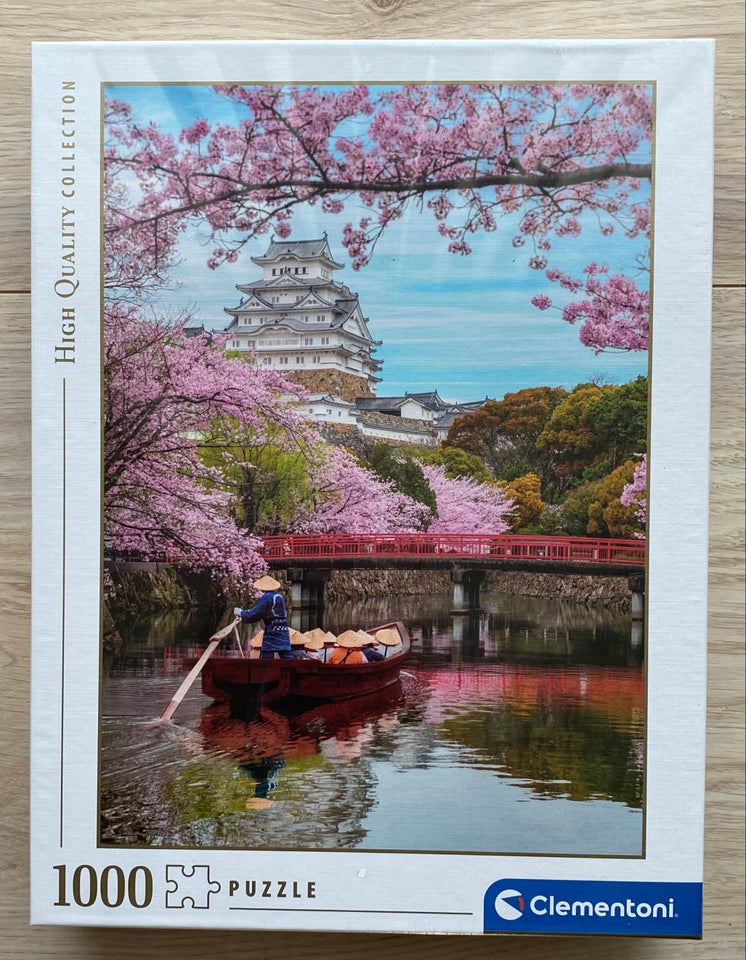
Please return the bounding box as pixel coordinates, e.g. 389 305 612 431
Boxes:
105 82 652 350
620 454 647 528
421 465 514 534
104 305 315 577
291 447 431 534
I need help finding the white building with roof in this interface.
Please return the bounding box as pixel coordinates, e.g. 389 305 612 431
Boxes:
222 235 382 394
220 236 491 446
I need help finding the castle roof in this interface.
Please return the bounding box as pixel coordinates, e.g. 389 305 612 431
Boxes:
354 390 448 413
236 275 342 294
251 236 343 269
223 299 381 346
432 399 492 430
405 390 449 411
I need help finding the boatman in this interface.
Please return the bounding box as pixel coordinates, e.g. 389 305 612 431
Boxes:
234 576 293 660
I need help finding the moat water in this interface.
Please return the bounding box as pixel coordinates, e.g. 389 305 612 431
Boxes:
100 590 644 856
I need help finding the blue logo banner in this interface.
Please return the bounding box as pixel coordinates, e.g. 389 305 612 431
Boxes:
484 879 702 937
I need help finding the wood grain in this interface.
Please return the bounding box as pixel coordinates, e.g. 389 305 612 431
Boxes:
1 3 743 957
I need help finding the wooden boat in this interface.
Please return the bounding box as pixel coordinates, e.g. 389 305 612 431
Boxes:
188 621 410 718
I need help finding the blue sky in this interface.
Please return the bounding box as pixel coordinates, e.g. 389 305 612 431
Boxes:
106 83 650 402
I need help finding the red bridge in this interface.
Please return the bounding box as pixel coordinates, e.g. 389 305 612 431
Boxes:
260 534 645 615
258 533 646 617
259 533 645 569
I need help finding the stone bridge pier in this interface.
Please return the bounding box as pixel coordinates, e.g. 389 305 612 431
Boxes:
628 573 645 621
451 567 485 614
286 567 331 618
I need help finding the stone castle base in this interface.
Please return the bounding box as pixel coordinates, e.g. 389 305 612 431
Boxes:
288 369 374 402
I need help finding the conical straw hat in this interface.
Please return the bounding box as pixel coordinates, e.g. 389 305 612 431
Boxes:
289 628 305 646
356 630 377 645
336 629 366 648
302 634 324 651
374 627 402 646
253 575 282 592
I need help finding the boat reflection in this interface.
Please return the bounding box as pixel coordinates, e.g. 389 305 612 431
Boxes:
196 678 429 807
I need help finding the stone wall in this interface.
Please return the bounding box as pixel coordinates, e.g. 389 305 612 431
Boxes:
356 410 435 444
104 563 632 621
105 564 222 619
325 568 452 601
318 569 630 607
289 368 374 401
486 571 631 606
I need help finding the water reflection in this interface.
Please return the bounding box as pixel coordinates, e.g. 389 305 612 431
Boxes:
101 590 644 854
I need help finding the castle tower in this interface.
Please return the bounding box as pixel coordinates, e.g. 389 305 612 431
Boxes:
222 236 382 401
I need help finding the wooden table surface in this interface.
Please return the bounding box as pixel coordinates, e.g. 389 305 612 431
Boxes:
1 3 743 957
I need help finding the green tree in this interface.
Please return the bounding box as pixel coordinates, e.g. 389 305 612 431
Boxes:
446 386 567 485
502 473 545 531
587 460 644 538
537 383 614 490
586 375 648 470
200 421 315 534
416 444 493 484
366 444 437 521
557 480 603 535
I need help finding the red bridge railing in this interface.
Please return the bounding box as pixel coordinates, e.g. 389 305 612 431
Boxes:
258 533 645 566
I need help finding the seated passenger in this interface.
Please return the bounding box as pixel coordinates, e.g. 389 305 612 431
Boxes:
289 628 311 659
357 630 385 661
328 630 367 664
362 644 385 662
372 627 403 657
300 629 325 661
319 631 337 662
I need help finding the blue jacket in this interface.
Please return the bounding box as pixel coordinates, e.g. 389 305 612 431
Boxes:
239 591 291 652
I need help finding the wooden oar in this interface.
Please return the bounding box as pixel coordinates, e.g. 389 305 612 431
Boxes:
159 617 241 722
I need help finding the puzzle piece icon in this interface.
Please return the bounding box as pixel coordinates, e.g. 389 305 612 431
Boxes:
165 864 221 909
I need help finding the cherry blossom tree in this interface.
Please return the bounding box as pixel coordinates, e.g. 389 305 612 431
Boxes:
104 304 315 576
620 454 647 528
292 447 431 534
532 263 649 354
421 465 514 534
105 82 652 351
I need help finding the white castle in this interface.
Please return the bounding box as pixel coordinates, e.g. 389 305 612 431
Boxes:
217 235 486 445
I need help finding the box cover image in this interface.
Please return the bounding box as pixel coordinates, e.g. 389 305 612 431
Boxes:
31 39 713 936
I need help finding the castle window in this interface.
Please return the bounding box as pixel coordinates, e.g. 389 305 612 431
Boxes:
321 337 330 345
302 267 307 274
317 314 324 322
304 337 313 345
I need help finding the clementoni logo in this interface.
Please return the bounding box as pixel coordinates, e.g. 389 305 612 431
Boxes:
484 879 702 937
493 888 525 921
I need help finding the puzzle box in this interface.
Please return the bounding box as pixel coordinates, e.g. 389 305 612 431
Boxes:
31 38 713 936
